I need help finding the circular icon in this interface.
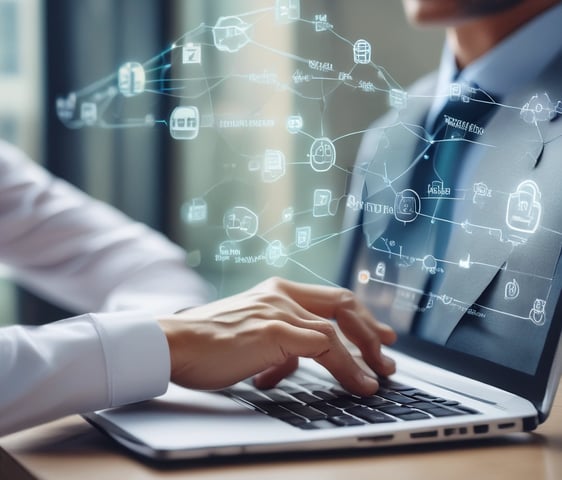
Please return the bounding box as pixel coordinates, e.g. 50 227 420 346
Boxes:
223 206 259 241
309 138 336 172
394 189 421 223
357 270 370 285
422 255 437 275
265 240 288 268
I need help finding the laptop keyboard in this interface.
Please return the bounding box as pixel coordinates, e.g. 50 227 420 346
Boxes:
226 375 480 430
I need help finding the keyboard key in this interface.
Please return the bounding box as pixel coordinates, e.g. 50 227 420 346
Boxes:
346 406 397 424
281 415 308 427
425 406 463 417
378 405 416 417
232 390 270 406
284 404 327 421
311 390 337 400
292 392 322 404
408 401 438 411
262 389 302 404
328 397 358 409
378 380 411 390
377 392 420 405
309 402 343 417
330 415 366 427
354 396 394 408
398 411 431 421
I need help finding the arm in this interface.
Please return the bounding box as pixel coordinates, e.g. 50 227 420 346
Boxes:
0 311 170 436
0 140 211 315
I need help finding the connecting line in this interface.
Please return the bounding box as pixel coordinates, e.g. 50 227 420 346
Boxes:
171 23 210 50
286 257 341 287
250 40 311 65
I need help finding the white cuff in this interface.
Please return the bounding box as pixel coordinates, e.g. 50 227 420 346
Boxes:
89 311 171 407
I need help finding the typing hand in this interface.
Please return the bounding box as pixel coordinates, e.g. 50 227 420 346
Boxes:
157 277 396 396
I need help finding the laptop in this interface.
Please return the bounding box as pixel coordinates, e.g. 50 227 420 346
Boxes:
84 284 562 460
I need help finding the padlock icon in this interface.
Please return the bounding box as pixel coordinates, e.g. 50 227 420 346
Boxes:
506 180 542 234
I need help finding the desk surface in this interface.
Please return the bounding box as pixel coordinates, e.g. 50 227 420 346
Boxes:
2 390 562 480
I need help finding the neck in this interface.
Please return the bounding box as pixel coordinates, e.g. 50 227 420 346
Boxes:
447 1 559 69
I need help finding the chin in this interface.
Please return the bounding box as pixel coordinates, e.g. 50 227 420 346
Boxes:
402 0 526 25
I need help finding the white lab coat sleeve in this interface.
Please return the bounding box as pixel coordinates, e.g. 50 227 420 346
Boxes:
0 311 170 437
0 139 213 315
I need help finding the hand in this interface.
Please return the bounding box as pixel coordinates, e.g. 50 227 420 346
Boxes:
157 277 396 396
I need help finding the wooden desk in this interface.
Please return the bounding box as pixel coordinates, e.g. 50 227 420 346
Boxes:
2 390 562 480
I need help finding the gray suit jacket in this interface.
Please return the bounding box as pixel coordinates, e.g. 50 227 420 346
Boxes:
341 50 562 373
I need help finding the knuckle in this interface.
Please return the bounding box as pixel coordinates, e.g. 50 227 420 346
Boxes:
314 320 337 339
338 288 357 310
263 276 285 291
262 320 288 342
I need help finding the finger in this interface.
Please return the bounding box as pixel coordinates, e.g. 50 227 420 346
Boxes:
253 357 299 390
260 277 356 319
311 324 379 396
336 308 397 376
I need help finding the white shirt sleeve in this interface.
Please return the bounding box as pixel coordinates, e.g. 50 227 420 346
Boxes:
0 140 212 315
0 140 213 436
0 311 170 436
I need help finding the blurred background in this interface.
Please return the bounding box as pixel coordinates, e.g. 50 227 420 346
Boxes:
0 0 443 326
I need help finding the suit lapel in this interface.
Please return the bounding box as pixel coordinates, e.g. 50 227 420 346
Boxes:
432 53 562 343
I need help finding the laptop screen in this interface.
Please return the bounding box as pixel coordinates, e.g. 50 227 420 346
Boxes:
346 83 562 409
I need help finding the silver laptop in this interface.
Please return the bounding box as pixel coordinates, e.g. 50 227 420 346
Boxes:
84 292 562 460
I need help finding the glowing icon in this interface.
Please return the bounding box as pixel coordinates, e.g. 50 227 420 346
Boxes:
266 240 288 267
441 295 453 305
375 262 386 279
422 255 437 275
459 254 471 269
520 93 556 124
357 270 370 285
182 43 202 64
248 159 261 172
286 114 303 134
314 14 332 32
529 298 546 326
309 137 336 172
506 180 542 234
80 102 97 125
181 198 207 224
118 62 146 97
295 226 311 249
353 39 371 64
313 189 333 217
213 16 252 53
473 182 491 203
282 207 294 222
262 149 286 183
56 93 76 123
504 279 520 300
389 89 408 110
170 106 200 140
449 83 462 101
276 0 300 23
223 206 259 241
394 189 420 223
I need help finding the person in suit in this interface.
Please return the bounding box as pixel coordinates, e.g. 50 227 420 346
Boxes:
342 0 562 374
